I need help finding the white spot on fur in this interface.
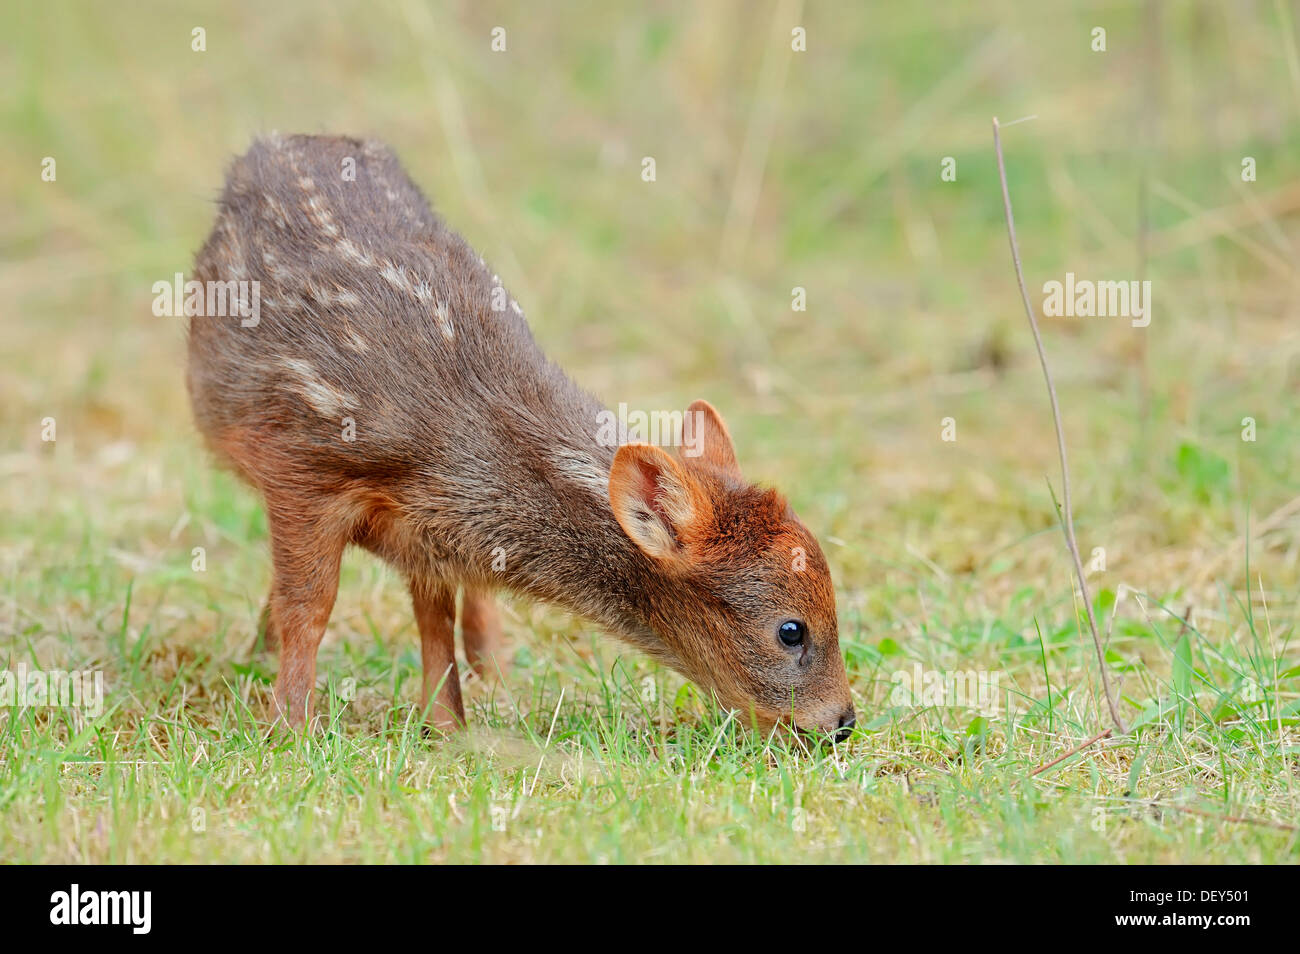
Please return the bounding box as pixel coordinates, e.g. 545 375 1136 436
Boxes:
510 299 523 315
413 281 433 303
434 302 454 341
279 358 357 418
306 196 339 236
380 262 410 292
347 330 369 352
336 238 373 267
260 248 294 283
550 449 609 498
298 176 316 191
264 197 290 228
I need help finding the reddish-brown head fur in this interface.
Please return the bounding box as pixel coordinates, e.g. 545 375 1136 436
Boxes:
609 400 854 736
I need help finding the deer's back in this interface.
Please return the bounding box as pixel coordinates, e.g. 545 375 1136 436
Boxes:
187 134 597 503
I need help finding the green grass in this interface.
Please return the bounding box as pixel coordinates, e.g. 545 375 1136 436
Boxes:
1 0 1298 862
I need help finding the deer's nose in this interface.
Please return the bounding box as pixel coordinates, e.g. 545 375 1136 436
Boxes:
834 708 856 742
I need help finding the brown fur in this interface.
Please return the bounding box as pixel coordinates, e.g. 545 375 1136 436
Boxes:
187 134 853 736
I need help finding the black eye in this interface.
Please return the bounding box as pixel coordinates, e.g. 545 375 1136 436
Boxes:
778 620 807 648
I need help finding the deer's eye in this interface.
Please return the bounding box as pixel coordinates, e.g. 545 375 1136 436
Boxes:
778 620 807 648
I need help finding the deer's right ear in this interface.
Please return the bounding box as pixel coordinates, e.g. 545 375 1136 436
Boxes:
609 443 700 562
685 399 740 478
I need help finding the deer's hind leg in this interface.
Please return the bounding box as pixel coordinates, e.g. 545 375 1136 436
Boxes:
265 503 346 731
411 578 465 731
460 585 505 680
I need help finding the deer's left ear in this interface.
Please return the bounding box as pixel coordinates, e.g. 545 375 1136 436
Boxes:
609 443 704 563
683 399 740 478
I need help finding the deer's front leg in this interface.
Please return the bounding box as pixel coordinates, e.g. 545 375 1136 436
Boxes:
410 579 465 731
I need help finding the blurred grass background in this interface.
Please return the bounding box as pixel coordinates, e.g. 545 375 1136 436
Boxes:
1 0 1298 862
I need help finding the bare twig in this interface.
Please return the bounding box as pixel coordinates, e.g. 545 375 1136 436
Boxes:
1135 799 1298 833
1030 728 1112 777
992 117 1128 735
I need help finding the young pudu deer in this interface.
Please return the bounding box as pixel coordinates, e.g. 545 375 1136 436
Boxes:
187 135 855 739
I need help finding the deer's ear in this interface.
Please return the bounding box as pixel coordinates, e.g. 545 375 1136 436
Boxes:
609 443 699 561
684 399 740 478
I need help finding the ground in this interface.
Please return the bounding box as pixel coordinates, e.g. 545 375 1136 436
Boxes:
1 1 1298 862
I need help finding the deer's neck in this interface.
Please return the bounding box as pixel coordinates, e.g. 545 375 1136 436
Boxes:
470 387 676 664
